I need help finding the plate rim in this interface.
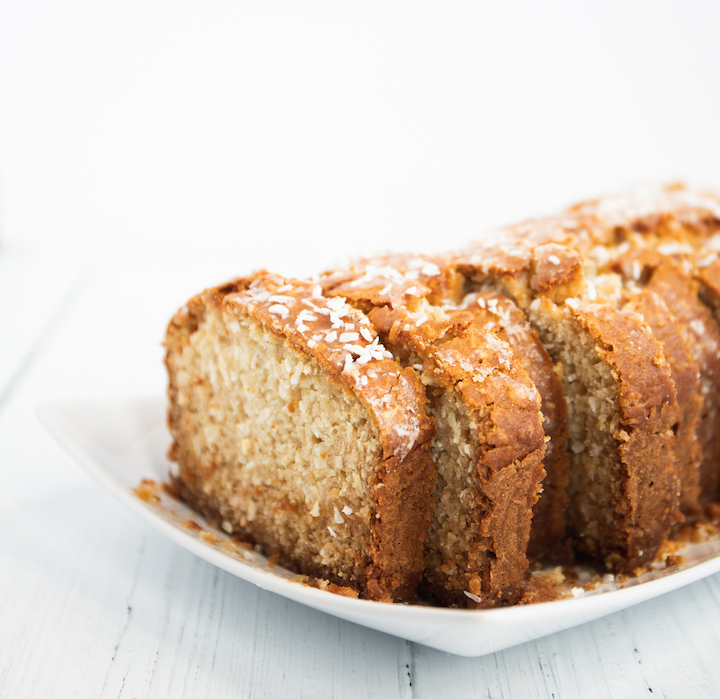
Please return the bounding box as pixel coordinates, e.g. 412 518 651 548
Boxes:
36 396 720 656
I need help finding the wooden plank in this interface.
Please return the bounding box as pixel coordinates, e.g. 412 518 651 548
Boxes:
411 578 720 699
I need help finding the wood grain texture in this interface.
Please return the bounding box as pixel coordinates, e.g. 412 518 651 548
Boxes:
3 255 720 698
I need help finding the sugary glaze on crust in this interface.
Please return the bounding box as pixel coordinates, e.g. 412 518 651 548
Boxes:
368 302 546 606
165 272 436 601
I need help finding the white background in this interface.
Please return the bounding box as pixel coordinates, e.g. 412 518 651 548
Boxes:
2 0 720 271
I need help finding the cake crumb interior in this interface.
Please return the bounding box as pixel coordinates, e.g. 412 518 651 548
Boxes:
171 305 383 582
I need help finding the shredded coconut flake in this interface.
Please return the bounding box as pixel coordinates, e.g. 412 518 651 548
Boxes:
342 505 353 516
326 297 348 314
296 309 318 323
342 353 355 373
268 295 295 305
309 502 320 517
360 326 373 342
690 320 705 336
327 526 337 538
339 332 360 342
463 590 483 604
268 304 289 318
421 262 441 276
325 330 338 342
548 254 561 265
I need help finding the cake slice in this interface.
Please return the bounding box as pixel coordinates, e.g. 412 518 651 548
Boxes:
458 292 570 562
368 300 546 607
164 272 436 601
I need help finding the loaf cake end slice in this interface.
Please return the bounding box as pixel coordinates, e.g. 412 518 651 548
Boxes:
164 273 436 601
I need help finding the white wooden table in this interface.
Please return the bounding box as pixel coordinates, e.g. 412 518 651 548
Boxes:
3 249 720 699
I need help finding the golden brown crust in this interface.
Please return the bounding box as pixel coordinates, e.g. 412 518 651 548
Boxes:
640 264 720 504
224 274 435 458
165 272 436 601
453 236 586 307
370 305 546 470
526 193 714 515
319 253 464 310
365 441 436 600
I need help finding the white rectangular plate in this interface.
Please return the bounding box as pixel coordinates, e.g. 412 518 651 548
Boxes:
37 397 720 657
